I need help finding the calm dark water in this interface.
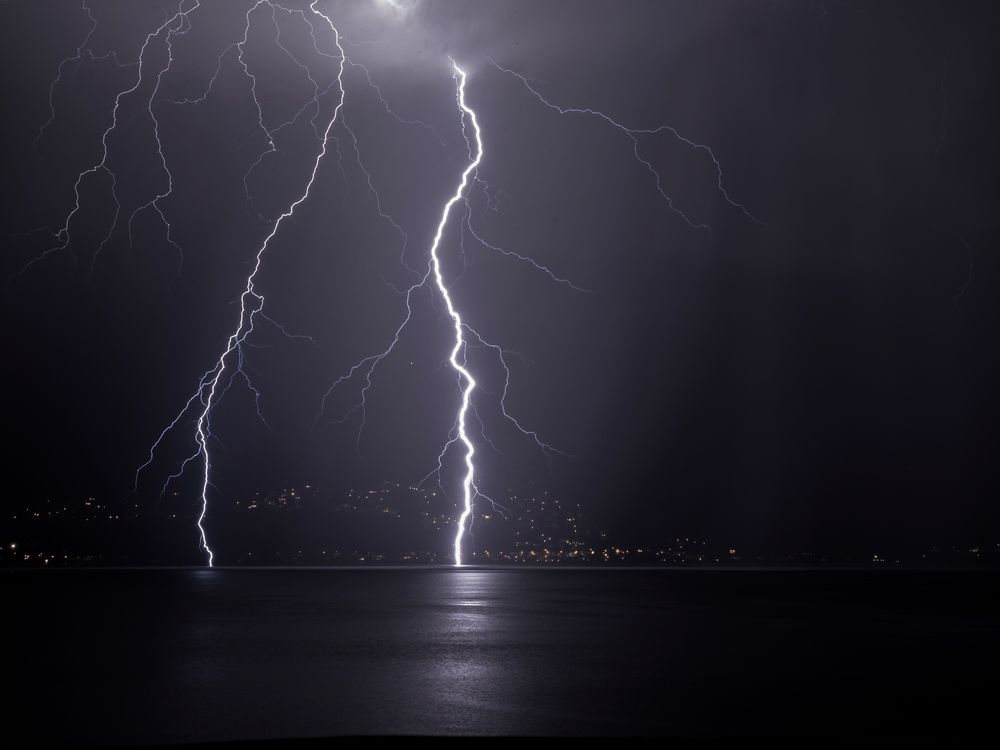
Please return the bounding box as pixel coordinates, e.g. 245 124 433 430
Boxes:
8 568 1000 741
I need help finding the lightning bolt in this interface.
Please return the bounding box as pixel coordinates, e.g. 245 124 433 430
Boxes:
134 1 346 566
17 4 764 568
428 60 480 566
315 60 565 566
314 57 763 560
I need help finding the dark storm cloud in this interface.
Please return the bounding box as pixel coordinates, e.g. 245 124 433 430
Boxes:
1 0 998 561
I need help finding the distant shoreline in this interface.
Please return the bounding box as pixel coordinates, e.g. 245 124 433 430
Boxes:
5 563 1000 572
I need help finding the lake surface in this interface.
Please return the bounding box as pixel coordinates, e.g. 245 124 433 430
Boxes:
8 568 1000 741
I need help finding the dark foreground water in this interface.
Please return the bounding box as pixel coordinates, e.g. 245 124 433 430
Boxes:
8 568 1000 741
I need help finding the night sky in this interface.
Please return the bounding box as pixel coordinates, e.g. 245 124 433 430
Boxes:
1 0 998 560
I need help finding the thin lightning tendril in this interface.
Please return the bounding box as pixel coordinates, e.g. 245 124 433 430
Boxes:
492 60 765 229
346 57 447 147
13 0 203 281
